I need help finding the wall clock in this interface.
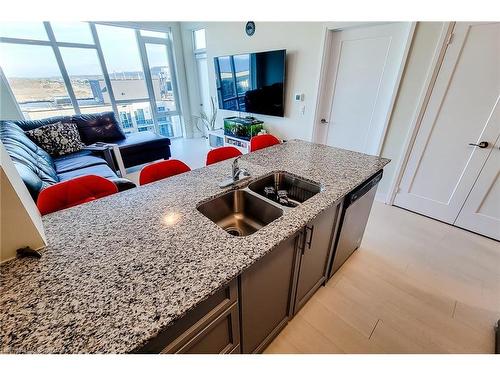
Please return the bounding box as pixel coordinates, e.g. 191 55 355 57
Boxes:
245 21 256 36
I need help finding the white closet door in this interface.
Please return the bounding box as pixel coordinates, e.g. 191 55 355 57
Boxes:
394 22 500 224
455 135 500 240
324 22 411 155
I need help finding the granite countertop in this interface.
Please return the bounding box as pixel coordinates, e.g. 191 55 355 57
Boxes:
0 140 389 353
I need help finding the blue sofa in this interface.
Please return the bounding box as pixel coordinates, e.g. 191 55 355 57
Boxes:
1 112 171 200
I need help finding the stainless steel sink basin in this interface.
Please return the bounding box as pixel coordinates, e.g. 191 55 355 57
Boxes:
248 172 321 207
197 190 283 236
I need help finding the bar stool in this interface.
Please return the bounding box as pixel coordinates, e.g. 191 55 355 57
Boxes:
37 175 118 215
139 159 191 185
206 146 242 166
250 134 280 152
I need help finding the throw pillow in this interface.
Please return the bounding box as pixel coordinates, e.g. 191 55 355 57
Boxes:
26 122 85 157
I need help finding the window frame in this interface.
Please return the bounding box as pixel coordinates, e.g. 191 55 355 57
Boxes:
0 21 183 138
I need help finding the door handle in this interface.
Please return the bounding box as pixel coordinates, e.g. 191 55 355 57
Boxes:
320 118 329 124
468 141 489 148
305 225 314 249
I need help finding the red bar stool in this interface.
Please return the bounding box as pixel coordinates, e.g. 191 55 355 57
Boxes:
139 159 191 186
206 146 242 166
37 175 118 215
250 134 280 152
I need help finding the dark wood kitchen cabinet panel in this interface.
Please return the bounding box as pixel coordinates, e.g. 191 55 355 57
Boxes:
136 279 239 354
176 303 240 354
240 234 300 353
293 203 341 314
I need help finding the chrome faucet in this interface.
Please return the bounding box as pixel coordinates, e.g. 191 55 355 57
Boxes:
219 156 251 188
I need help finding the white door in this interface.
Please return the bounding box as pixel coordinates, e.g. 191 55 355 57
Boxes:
394 22 500 224
324 23 412 155
455 135 500 240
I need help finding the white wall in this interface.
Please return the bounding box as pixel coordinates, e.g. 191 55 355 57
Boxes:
202 22 327 141
181 21 447 201
1 141 46 262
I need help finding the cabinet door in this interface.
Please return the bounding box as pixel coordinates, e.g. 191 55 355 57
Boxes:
240 235 299 354
294 203 340 314
177 303 240 354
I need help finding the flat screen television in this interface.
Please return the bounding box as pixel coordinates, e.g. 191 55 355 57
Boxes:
214 49 286 117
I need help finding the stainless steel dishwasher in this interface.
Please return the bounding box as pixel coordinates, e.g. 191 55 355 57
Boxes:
328 170 383 278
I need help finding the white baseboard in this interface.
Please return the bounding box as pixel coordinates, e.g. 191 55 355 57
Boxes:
375 191 389 204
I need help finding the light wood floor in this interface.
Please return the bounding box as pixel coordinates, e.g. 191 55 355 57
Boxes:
265 202 500 354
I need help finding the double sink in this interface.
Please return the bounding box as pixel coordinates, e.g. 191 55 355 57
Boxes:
197 172 321 237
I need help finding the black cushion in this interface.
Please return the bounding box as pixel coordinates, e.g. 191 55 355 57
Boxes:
114 131 171 168
53 151 108 174
14 116 73 132
57 163 136 193
71 112 126 145
58 163 120 181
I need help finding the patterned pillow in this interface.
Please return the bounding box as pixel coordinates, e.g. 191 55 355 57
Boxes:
25 122 85 157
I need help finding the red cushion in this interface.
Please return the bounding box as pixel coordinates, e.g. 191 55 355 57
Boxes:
206 146 242 166
37 175 118 215
250 134 280 152
139 159 191 185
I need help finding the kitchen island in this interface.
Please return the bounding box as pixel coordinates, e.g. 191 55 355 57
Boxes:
0 140 389 353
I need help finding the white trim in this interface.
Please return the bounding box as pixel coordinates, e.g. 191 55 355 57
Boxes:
311 26 335 143
385 22 455 205
374 22 416 156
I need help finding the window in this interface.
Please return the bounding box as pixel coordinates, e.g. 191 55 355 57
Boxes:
50 22 94 44
193 29 206 50
0 22 48 41
95 24 148 101
0 43 74 119
117 102 155 134
144 43 181 137
0 22 184 138
59 47 110 112
192 28 210 120
140 30 167 38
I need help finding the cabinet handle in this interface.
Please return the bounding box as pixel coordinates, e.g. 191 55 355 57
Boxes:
306 225 314 249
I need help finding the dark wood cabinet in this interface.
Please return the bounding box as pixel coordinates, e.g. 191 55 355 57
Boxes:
175 303 240 354
239 234 300 353
136 279 240 354
293 203 341 314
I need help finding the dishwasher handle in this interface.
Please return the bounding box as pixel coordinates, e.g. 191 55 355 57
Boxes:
347 171 383 206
